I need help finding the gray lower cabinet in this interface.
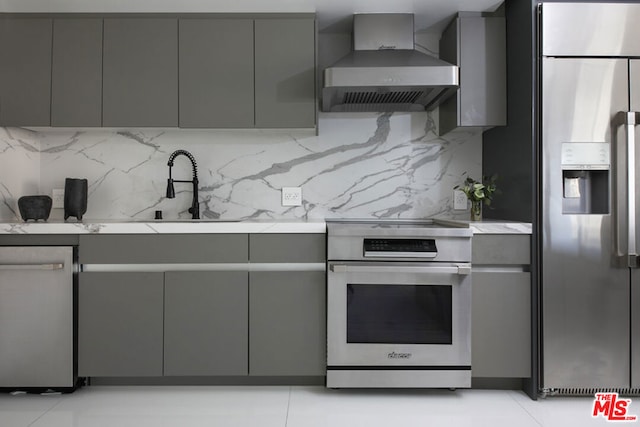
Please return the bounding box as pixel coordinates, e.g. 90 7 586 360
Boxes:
102 18 178 127
471 271 531 377
164 271 248 376
77 233 325 380
78 272 164 377
471 234 531 378
254 19 316 128
0 18 52 126
51 18 103 127
179 19 254 128
249 271 326 376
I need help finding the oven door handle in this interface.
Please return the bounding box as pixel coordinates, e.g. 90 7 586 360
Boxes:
329 263 472 276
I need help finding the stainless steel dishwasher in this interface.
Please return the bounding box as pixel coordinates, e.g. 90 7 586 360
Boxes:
0 246 77 390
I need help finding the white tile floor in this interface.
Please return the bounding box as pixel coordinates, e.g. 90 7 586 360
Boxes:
0 386 630 427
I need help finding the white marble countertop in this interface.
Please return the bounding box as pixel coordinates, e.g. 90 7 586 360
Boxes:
0 218 531 235
0 219 327 234
467 221 532 235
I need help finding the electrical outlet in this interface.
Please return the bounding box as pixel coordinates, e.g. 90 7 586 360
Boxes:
453 190 468 210
52 188 65 209
282 187 302 206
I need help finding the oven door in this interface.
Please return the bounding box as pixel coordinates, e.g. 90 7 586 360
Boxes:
326 261 472 387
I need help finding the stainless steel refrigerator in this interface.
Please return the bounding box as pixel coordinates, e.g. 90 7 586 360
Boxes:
541 2 640 394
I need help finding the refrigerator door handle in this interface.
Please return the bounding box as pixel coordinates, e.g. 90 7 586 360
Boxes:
614 111 640 267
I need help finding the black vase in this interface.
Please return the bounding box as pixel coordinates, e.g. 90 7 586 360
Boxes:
64 178 88 221
18 195 52 221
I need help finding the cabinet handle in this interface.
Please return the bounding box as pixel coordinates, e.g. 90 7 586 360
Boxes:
0 263 64 271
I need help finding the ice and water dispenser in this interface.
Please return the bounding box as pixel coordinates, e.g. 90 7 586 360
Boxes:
561 142 610 214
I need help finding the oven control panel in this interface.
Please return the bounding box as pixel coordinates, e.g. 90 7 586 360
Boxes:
363 238 437 258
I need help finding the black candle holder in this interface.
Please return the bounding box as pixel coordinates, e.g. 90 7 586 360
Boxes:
64 178 88 221
18 195 52 221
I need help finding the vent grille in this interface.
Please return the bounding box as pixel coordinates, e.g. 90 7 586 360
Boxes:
343 91 424 105
547 388 640 396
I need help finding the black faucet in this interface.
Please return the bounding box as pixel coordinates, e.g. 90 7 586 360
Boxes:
166 150 200 220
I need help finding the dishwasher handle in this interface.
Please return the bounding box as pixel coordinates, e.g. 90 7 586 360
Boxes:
329 263 471 276
0 263 64 271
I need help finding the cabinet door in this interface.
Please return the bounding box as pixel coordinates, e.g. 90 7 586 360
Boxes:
103 18 178 127
471 271 531 377
254 19 316 128
249 271 326 376
164 271 248 376
0 18 52 126
51 18 103 127
78 272 164 377
179 19 254 128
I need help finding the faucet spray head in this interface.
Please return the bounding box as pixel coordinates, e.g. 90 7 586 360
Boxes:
166 178 175 199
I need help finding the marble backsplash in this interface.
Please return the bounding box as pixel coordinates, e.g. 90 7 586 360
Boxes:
0 112 481 221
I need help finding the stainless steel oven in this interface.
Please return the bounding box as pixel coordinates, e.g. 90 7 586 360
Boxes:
326 219 472 388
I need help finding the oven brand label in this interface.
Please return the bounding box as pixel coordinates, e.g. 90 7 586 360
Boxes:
387 352 412 359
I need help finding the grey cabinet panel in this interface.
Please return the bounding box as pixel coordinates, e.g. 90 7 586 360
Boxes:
79 234 248 264
164 271 249 376
472 271 531 377
103 18 178 127
439 14 506 135
249 271 326 376
179 19 254 128
78 272 164 377
472 234 530 265
254 19 316 128
0 18 52 126
249 234 326 263
51 18 103 127
0 235 79 246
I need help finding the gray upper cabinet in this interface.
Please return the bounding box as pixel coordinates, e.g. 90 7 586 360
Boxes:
179 19 254 128
0 14 315 128
51 19 103 127
103 18 178 127
439 13 506 136
254 19 316 128
0 18 52 126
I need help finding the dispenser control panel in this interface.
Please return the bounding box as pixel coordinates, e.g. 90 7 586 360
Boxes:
561 142 610 170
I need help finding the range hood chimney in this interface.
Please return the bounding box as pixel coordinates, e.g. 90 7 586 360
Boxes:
322 14 459 113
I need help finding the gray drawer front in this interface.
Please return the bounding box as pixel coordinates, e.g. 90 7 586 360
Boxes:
472 234 530 265
79 234 248 263
249 234 325 263
0 235 79 246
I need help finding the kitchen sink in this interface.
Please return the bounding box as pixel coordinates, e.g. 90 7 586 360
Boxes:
165 220 242 223
129 219 242 223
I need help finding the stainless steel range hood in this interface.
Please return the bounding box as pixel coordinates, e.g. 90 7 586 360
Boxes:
322 14 459 113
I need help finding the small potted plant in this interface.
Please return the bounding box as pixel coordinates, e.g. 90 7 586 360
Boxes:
455 174 498 221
